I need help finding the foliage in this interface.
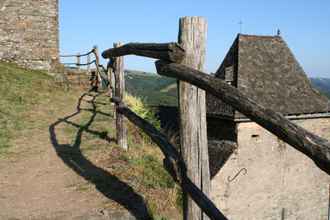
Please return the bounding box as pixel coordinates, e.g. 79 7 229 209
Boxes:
124 93 160 129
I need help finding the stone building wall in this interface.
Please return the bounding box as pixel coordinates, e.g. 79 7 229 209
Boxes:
0 0 59 70
211 117 330 220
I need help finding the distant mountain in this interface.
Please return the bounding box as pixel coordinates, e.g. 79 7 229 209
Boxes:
310 78 330 98
125 70 330 106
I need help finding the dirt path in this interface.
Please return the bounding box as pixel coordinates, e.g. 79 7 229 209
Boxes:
0 91 141 220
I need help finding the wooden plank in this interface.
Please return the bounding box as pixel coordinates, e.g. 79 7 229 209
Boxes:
178 16 210 220
155 61 330 176
110 97 228 220
113 43 128 150
102 42 185 62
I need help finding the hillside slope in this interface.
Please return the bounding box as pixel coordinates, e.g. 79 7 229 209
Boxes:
125 70 177 106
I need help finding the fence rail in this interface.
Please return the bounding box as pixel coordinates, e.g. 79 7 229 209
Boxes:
60 47 104 88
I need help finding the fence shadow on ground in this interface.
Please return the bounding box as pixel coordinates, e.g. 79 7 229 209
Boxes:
49 92 152 220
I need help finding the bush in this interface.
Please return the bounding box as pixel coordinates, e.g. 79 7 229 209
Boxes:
124 93 160 129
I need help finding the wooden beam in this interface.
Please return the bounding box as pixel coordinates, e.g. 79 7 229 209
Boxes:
178 16 210 220
155 61 330 175
110 97 228 220
113 43 128 150
102 42 185 63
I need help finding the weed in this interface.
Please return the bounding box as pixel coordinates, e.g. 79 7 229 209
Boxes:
129 154 174 189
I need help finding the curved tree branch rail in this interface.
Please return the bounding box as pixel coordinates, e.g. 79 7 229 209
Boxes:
60 48 95 58
102 42 185 62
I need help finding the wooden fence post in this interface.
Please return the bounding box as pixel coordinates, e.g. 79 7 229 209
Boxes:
87 53 91 73
77 53 80 69
93 46 102 88
178 16 210 220
113 42 128 150
107 60 114 97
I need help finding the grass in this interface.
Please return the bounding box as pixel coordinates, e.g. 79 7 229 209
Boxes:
0 62 181 218
0 62 63 152
128 154 174 189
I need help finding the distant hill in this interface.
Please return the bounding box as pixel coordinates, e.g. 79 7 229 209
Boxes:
310 78 330 98
125 70 177 106
125 70 330 106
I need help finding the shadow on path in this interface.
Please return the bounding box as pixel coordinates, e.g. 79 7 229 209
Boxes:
49 92 152 220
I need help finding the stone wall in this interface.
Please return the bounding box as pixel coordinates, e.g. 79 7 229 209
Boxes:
211 117 330 220
0 0 59 70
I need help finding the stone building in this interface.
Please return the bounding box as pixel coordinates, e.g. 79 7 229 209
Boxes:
0 0 59 70
208 34 330 219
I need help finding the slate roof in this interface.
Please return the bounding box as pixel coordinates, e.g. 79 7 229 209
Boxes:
207 34 330 119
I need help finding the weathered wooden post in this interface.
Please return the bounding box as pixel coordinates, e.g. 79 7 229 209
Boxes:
93 46 102 88
107 61 113 97
76 53 80 69
87 53 91 73
178 17 210 220
113 42 128 150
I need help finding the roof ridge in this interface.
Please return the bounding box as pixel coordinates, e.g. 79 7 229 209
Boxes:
238 34 282 39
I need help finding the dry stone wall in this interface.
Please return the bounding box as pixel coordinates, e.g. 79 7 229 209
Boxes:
0 0 59 70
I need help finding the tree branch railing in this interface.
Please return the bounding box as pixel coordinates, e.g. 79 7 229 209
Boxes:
60 49 94 58
61 60 96 67
101 39 330 220
102 42 185 63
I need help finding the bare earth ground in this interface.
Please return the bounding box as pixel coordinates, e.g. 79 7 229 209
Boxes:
0 90 154 220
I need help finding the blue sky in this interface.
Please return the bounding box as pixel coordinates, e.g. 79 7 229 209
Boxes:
59 0 330 77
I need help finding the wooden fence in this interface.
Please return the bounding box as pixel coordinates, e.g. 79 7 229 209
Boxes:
60 16 330 220
99 16 330 220
60 46 104 85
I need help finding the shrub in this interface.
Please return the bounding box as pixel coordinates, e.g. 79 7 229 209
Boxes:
124 93 160 129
